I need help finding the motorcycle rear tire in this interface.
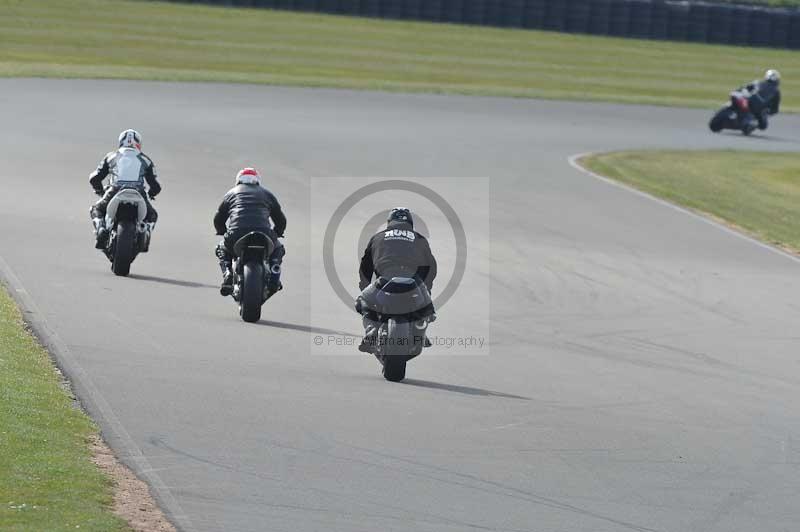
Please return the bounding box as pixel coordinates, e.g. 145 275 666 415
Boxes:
112 220 136 277
382 319 407 382
240 261 264 323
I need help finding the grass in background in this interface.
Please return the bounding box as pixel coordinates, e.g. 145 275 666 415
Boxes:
0 0 798 110
0 286 128 531
582 150 800 252
716 0 800 5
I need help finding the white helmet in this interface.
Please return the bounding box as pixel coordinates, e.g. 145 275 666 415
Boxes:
118 129 142 150
765 69 781 83
236 167 261 185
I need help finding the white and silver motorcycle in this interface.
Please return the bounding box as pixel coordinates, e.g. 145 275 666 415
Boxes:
102 186 153 276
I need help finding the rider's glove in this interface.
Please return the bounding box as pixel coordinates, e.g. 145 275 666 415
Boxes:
148 192 157 201
93 188 104 197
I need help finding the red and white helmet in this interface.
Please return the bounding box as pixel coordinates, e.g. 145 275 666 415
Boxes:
236 167 261 185
118 129 142 151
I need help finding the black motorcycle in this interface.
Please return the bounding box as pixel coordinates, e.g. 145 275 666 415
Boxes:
229 231 277 323
709 90 758 136
358 277 435 382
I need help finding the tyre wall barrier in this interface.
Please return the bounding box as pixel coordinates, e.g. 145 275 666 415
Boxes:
171 0 800 49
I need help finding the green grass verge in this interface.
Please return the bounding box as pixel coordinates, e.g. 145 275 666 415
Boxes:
717 0 800 6
0 285 128 531
1 0 798 110
581 150 800 252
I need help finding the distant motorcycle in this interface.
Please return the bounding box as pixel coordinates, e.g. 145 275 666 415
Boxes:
100 186 153 276
227 231 278 323
358 276 435 382
709 90 757 136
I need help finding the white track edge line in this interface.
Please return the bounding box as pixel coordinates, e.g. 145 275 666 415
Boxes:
0 254 197 532
568 152 800 266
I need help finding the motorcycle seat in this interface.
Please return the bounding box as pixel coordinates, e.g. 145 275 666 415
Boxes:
233 231 275 258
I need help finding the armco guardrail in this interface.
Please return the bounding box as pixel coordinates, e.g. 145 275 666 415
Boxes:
175 0 800 49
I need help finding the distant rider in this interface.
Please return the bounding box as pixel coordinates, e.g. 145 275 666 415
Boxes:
739 69 781 131
89 129 161 248
213 168 286 296
357 208 437 353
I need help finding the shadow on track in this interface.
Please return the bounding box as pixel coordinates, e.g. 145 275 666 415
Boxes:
718 131 798 144
256 319 361 339
402 379 531 400
128 274 218 289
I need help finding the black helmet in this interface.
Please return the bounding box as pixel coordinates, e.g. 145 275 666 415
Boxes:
387 207 413 228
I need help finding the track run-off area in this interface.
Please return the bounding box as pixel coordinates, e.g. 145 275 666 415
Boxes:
1 78 800 532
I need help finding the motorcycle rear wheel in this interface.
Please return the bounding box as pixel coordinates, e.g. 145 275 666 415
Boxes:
240 261 264 323
111 220 136 277
382 319 407 382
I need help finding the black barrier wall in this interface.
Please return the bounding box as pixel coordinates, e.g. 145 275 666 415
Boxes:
172 0 800 49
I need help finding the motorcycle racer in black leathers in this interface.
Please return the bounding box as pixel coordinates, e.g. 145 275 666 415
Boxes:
89 129 161 249
356 208 437 353
213 168 286 296
740 69 781 132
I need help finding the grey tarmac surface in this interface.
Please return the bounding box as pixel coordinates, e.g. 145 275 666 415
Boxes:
1 78 799 532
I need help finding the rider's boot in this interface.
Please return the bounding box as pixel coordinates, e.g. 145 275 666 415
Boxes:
220 263 234 297
741 112 757 135
359 324 378 354
137 222 154 253
143 222 155 252
358 337 375 353
268 280 283 295
92 217 109 249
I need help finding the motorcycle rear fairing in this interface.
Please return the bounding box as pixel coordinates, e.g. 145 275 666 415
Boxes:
361 276 434 318
105 187 147 227
233 231 275 262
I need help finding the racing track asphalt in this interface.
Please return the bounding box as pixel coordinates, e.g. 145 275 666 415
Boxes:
1 78 799 532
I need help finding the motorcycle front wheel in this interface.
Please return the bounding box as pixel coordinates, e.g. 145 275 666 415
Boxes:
708 107 728 132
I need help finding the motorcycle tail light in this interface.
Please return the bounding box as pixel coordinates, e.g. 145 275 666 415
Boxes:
736 97 749 112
